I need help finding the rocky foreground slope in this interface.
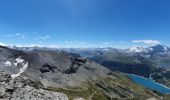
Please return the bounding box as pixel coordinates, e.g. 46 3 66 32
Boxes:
0 46 169 100
0 72 68 100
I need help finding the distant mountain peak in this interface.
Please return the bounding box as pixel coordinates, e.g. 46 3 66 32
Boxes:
128 46 145 53
147 45 170 52
128 45 170 53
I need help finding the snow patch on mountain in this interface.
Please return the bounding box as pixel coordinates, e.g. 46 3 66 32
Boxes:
14 56 24 66
4 61 12 66
11 62 28 78
11 57 29 78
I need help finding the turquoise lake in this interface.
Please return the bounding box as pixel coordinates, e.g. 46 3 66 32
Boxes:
127 74 170 94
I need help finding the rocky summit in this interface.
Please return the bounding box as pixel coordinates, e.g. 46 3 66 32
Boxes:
0 46 170 100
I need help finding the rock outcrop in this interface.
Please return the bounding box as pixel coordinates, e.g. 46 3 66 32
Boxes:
0 71 68 100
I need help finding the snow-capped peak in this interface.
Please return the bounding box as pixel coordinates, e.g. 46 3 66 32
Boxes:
128 45 170 53
128 46 145 53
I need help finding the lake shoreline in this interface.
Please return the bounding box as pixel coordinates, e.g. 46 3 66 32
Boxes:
126 73 170 94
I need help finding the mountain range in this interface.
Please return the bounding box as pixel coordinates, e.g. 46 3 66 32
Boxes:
0 45 170 100
60 45 170 86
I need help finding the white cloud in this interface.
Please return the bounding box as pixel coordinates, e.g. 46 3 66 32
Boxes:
16 33 22 36
0 33 25 39
132 40 160 45
15 33 25 39
46 36 50 38
34 35 51 40
21 36 25 38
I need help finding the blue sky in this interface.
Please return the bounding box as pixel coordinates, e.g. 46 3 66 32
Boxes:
0 0 170 48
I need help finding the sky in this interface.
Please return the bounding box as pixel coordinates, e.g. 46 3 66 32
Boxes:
0 0 170 48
